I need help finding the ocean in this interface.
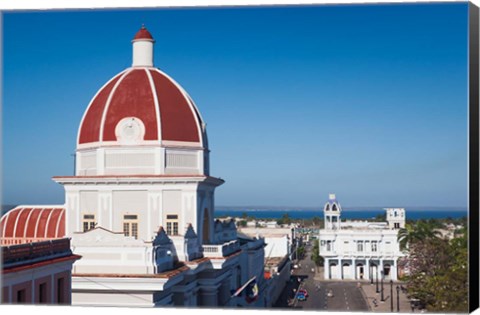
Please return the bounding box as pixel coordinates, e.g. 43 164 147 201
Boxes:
1 205 468 221
214 208 468 220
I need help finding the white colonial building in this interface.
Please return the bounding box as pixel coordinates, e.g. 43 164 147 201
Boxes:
319 194 405 281
2 26 268 308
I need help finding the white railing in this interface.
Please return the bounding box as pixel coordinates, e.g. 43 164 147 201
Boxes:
332 251 396 257
202 240 240 258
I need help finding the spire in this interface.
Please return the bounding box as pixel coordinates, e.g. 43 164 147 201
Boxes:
132 25 155 67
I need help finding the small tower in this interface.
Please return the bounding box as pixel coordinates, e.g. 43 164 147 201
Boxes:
385 208 406 229
132 25 155 67
324 194 342 230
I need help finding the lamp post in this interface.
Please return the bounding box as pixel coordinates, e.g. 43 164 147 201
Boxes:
376 266 379 293
390 280 394 312
380 271 385 302
396 285 400 312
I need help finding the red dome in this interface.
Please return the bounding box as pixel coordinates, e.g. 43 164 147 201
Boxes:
0 207 66 243
77 68 205 148
133 25 154 41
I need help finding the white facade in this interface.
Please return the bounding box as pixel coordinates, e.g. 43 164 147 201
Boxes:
319 194 405 281
239 227 293 259
49 26 268 308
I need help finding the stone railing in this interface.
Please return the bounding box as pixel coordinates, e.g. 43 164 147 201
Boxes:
2 238 72 266
0 237 54 246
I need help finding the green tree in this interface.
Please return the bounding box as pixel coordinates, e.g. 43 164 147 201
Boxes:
311 239 324 267
398 220 442 250
297 245 305 260
405 221 468 312
237 220 247 227
277 213 291 226
312 216 322 226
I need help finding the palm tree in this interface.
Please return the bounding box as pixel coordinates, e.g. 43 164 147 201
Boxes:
398 221 442 250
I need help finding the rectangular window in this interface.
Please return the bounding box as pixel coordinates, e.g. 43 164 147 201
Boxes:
57 278 65 304
166 214 179 236
372 241 378 252
16 289 26 303
394 223 400 229
82 214 96 232
326 240 332 251
39 283 47 304
123 214 139 239
357 241 364 252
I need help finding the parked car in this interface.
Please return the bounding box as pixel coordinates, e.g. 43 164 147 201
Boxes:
297 293 307 301
298 289 309 297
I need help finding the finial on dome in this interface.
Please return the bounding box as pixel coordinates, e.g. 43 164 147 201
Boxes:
132 25 154 67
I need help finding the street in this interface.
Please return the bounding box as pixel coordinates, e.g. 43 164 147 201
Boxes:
273 242 369 311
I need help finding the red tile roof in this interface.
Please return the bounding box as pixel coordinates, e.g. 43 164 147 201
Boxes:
77 68 204 147
0 207 65 242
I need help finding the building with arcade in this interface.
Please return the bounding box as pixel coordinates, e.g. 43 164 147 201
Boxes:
319 194 405 281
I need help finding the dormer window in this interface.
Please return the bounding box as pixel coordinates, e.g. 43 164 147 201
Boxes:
332 204 337 211
325 204 330 211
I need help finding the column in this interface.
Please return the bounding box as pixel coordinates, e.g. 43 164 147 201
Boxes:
325 258 330 280
338 259 341 279
392 259 398 281
352 259 356 280
380 259 384 279
199 286 218 306
363 259 370 280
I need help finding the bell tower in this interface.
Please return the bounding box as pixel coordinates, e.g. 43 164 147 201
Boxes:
324 194 341 230
385 208 406 229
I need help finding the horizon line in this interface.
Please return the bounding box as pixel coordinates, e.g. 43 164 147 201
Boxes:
216 205 468 211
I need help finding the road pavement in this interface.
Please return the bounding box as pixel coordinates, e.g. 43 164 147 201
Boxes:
273 243 369 312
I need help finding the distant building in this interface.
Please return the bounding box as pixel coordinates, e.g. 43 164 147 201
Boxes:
1 26 267 308
1 238 80 304
239 227 293 306
319 194 405 281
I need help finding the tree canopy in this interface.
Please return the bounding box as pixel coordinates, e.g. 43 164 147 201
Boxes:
400 219 468 312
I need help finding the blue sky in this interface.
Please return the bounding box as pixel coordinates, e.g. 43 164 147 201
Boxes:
2 3 469 208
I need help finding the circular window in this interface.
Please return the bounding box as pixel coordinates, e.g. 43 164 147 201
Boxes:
115 117 146 144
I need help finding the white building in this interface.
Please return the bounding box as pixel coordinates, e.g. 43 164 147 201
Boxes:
239 227 293 259
1 26 267 308
319 194 405 281
239 227 293 306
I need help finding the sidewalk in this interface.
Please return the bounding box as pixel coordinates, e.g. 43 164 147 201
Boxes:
361 281 413 313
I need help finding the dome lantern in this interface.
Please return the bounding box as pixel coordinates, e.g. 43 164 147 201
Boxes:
132 25 155 67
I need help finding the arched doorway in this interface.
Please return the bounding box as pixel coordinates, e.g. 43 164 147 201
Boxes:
329 263 339 279
342 263 352 279
356 263 365 280
202 208 210 244
383 264 391 280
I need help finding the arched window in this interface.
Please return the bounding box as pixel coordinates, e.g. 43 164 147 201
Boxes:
325 204 330 211
332 204 337 211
